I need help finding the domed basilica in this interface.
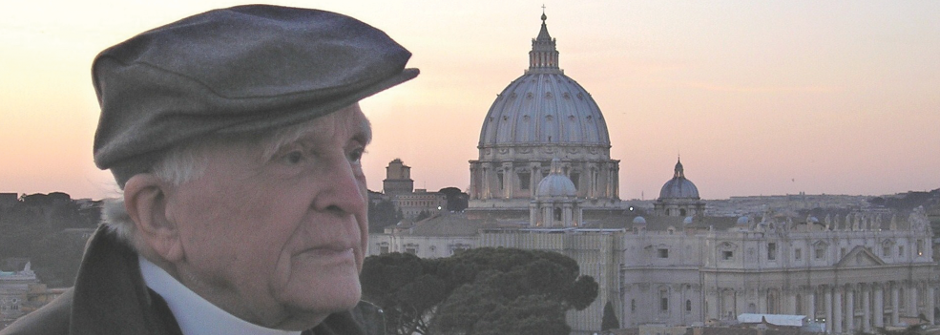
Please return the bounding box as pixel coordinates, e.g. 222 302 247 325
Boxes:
374 13 936 333
468 13 621 214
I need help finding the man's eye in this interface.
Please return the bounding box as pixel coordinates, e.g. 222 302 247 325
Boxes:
348 148 365 164
284 151 304 165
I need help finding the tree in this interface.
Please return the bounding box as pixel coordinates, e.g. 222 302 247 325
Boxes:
361 252 446 335
368 198 401 233
601 300 620 331
361 247 598 335
437 187 468 211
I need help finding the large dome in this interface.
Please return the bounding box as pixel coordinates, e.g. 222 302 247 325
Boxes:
479 73 610 147
659 159 700 199
478 13 610 152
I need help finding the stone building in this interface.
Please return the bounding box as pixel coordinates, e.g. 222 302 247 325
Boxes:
394 189 447 219
467 12 620 216
0 262 63 330
383 158 414 197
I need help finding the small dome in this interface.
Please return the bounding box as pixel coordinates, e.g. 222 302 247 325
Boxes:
659 158 700 199
683 216 694 225
632 216 647 225
736 216 750 226
536 159 577 197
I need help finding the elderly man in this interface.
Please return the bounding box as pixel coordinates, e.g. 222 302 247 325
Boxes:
2 5 416 335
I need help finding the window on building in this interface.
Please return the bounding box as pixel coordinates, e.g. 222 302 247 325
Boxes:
840 247 846 259
631 299 636 313
686 300 692 312
658 248 669 258
815 245 826 260
883 245 891 257
722 251 734 260
917 239 924 256
795 248 802 261
661 297 669 312
497 172 504 190
380 246 389 254
570 172 580 190
405 247 416 255
518 172 530 190
768 242 777 260
898 245 904 258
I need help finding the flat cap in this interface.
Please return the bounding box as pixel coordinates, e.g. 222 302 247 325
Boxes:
92 5 418 184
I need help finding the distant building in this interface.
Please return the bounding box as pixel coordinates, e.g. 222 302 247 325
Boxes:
394 189 447 219
382 158 414 196
0 262 63 330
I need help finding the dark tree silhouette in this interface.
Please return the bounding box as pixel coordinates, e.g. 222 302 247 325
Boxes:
361 247 598 335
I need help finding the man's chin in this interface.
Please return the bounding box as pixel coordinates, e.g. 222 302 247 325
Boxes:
278 268 363 318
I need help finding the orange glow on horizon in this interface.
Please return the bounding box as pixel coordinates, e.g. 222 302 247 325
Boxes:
2 1 939 200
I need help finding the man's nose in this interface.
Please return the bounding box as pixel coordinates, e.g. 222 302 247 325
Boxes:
313 158 366 215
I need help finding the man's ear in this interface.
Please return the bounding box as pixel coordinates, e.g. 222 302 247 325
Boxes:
124 174 184 263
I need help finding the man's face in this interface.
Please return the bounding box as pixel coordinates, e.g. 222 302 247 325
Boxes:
163 104 371 329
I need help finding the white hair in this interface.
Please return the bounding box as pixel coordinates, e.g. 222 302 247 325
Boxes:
102 118 329 249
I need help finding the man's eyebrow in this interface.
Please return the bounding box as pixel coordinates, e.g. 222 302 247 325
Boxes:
354 118 372 145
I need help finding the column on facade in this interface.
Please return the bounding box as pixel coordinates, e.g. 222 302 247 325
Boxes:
706 290 719 321
891 283 900 326
609 165 618 198
788 291 798 315
862 285 871 333
806 289 815 323
468 164 477 199
928 286 936 324
825 287 833 334
502 164 513 199
530 165 540 198
529 203 538 227
874 284 884 328
481 163 491 199
542 205 553 227
833 287 843 334
909 283 918 319
562 203 573 227
586 166 595 199
670 285 682 325
845 286 854 334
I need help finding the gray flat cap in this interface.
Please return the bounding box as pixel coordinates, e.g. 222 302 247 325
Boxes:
92 5 418 185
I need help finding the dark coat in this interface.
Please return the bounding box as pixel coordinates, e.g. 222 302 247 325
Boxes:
1 227 384 335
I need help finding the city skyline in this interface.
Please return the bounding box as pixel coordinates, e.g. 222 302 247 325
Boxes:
2 1 939 200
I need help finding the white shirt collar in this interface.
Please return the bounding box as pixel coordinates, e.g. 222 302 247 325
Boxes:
139 256 302 335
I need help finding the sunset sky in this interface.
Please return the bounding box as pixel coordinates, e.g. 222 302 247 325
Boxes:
2 1 938 201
